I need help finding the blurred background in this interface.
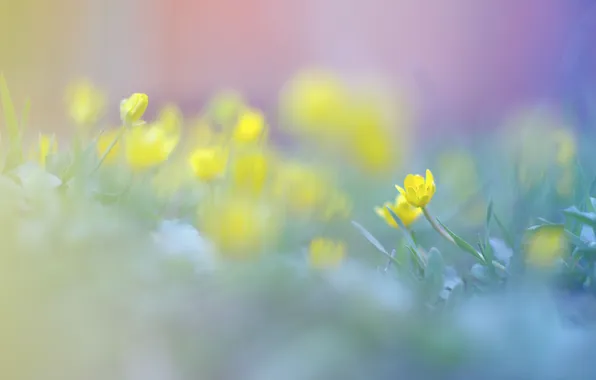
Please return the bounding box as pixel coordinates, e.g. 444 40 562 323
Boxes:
1 0 596 132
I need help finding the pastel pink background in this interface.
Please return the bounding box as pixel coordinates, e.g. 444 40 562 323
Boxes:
1 0 593 131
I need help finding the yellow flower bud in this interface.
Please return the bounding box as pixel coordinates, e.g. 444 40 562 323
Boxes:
120 93 149 125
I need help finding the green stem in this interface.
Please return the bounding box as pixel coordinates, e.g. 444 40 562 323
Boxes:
422 207 455 245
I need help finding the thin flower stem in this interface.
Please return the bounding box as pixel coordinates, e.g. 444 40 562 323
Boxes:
422 207 455 244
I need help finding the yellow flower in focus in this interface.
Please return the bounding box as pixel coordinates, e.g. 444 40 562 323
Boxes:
375 193 422 229
66 79 106 127
230 150 269 194
200 196 279 258
551 128 576 167
232 108 267 144
273 163 329 215
124 124 179 170
120 93 149 125
396 169 436 208
189 146 228 182
308 238 346 269
31 133 58 168
525 226 568 267
280 69 348 134
96 129 123 164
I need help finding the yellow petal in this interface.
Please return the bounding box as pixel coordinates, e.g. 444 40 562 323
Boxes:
425 169 435 187
395 185 406 196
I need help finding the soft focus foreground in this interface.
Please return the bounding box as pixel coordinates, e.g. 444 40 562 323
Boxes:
3 68 596 380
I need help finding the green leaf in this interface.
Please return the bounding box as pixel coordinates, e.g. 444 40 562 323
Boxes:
423 247 445 302
425 247 445 279
0 74 20 142
406 245 425 275
485 198 493 228
436 218 486 263
589 197 596 213
563 206 596 226
351 221 389 255
445 282 464 309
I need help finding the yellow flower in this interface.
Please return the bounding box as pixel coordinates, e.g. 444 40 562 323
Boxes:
208 90 246 127
124 124 179 170
556 169 575 198
525 226 568 267
308 238 346 269
230 150 269 194
31 133 58 168
120 93 149 125
188 146 228 182
200 195 279 258
96 129 123 164
396 169 436 208
65 79 106 127
551 128 576 167
279 69 348 134
375 193 422 228
321 189 352 221
232 108 267 144
349 119 394 174
273 162 329 215
157 104 183 136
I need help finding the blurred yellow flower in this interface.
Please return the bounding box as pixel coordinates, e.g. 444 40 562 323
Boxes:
396 169 436 208
349 119 394 174
65 79 106 127
279 69 348 134
208 90 246 127
273 162 329 215
232 108 267 144
556 169 575 198
375 193 422 228
124 124 179 170
96 129 123 164
200 195 279 258
230 150 269 194
525 226 568 267
188 146 228 182
551 128 576 167
157 104 183 136
321 189 352 221
308 238 346 269
120 93 149 125
31 133 57 168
